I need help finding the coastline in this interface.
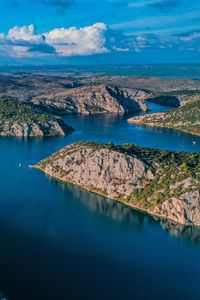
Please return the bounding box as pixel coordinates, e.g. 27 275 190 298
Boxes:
33 165 200 228
128 118 200 137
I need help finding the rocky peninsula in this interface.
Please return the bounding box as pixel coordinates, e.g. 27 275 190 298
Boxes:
128 98 200 136
0 98 73 137
35 142 200 227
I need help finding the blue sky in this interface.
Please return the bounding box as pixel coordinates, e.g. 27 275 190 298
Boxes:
0 0 200 64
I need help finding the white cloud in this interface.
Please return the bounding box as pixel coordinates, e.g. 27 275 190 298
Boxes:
44 23 109 56
180 32 200 41
8 25 44 43
0 22 199 58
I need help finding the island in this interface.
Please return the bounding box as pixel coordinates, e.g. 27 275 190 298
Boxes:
128 98 200 136
35 142 200 227
0 97 73 137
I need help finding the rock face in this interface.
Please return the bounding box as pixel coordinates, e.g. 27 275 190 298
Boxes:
154 191 200 227
0 97 74 137
0 120 73 137
33 84 149 114
36 143 151 198
35 142 200 227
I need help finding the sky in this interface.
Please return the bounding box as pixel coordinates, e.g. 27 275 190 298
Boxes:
0 0 200 64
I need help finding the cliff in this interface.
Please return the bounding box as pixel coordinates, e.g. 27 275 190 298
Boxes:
0 119 73 137
35 142 200 227
32 84 149 114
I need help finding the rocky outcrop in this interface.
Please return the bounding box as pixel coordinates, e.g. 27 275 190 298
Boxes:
35 142 200 227
154 191 200 226
36 142 152 198
0 119 73 137
0 97 74 137
32 84 149 114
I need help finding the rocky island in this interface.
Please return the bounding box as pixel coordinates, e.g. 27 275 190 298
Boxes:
128 98 200 136
0 98 73 137
35 142 200 227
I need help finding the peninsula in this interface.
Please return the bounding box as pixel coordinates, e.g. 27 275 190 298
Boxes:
0 97 73 137
128 98 200 136
35 142 200 227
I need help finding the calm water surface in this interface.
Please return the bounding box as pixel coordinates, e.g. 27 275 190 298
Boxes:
0 102 200 300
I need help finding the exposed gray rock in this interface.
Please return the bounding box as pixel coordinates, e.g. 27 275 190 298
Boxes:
154 191 200 226
37 143 152 198
0 120 73 137
35 142 200 227
32 84 149 114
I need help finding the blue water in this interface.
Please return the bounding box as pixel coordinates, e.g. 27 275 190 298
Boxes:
0 102 200 300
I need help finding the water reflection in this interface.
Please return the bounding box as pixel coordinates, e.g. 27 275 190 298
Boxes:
159 219 200 246
56 179 200 245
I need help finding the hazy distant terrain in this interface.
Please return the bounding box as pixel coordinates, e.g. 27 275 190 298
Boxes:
0 73 199 136
1 64 200 78
0 73 200 104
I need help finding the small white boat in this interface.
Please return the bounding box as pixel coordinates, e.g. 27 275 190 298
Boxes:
193 141 196 145
18 163 22 168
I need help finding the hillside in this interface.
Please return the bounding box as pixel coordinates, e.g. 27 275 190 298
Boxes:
0 98 73 137
128 99 200 136
32 84 149 114
35 142 200 226
0 74 200 110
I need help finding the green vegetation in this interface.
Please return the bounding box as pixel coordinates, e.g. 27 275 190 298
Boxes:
106 142 199 208
0 97 55 124
135 98 200 136
38 141 200 210
105 142 200 209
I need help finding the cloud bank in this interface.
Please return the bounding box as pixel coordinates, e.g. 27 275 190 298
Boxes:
0 22 199 58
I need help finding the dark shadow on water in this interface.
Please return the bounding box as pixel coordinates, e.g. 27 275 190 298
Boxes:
159 219 200 246
55 178 200 246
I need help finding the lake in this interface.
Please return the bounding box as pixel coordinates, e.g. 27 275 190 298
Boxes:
0 102 200 300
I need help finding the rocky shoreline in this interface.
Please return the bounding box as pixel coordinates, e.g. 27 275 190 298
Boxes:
128 98 200 137
1 74 200 136
35 142 200 227
0 119 73 137
0 97 73 137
